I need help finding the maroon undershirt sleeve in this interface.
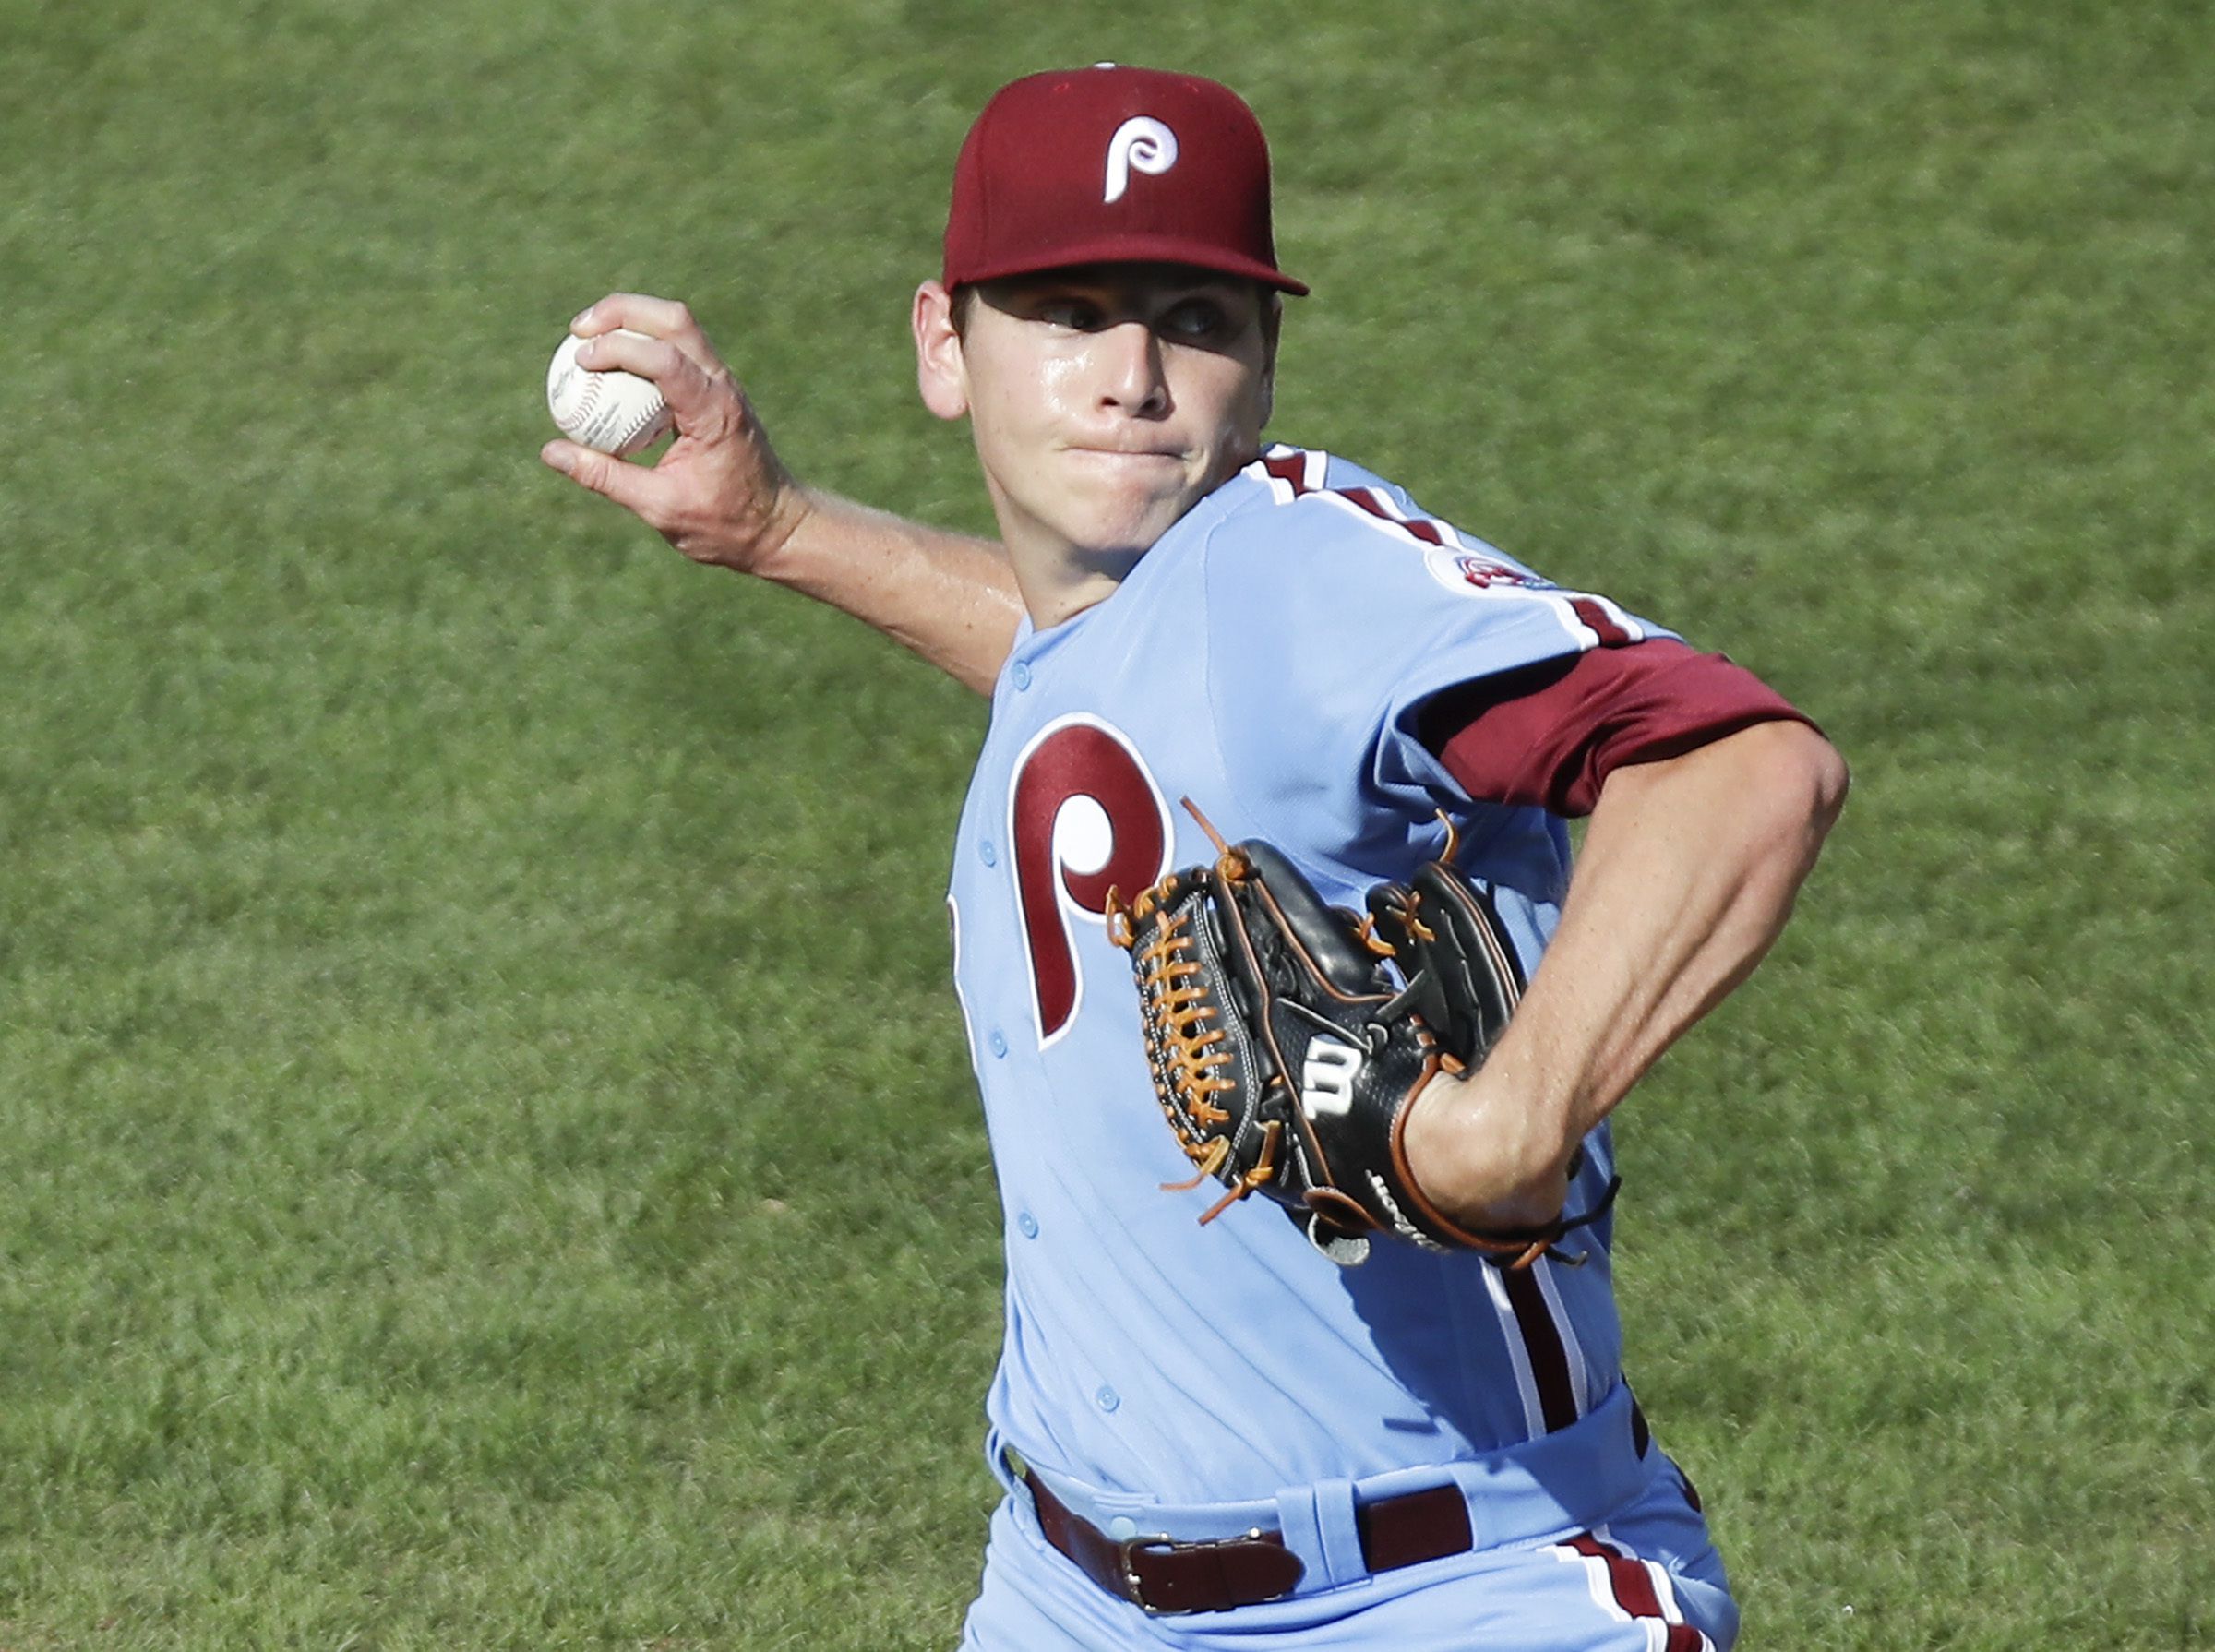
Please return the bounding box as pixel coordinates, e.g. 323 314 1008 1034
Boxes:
1419 639 1817 818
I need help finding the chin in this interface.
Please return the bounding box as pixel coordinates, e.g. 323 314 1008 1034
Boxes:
1086 485 1200 547
1069 507 1180 561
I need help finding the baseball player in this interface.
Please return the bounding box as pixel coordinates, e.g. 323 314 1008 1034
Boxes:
544 66 1846 1651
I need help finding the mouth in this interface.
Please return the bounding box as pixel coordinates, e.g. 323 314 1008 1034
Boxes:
1067 444 1186 464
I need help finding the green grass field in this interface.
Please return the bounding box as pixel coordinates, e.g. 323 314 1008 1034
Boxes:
3 2 2209 1646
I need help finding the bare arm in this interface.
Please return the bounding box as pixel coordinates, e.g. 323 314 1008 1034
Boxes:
1403 718 1850 1229
540 293 1023 695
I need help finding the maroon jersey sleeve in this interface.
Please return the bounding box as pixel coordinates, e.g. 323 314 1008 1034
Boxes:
1419 639 1817 817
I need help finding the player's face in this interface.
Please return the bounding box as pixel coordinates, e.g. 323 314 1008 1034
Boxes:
916 265 1276 596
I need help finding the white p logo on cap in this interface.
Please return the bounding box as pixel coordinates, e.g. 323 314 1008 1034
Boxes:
1104 115 1179 203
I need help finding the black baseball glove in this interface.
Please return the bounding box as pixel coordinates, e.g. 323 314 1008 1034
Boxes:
1107 805 1617 1269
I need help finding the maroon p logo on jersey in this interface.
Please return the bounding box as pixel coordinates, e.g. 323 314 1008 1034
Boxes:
1008 716 1173 1046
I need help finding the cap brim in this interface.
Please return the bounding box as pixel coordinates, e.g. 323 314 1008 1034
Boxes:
950 233 1310 297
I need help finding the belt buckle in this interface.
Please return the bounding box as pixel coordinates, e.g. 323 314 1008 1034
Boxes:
1117 1527 1284 1616
1113 1531 1178 1612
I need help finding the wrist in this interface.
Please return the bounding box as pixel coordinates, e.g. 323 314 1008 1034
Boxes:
721 479 819 584
1401 1064 1576 1233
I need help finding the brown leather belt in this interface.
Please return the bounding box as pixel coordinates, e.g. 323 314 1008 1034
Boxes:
1024 1468 1474 1614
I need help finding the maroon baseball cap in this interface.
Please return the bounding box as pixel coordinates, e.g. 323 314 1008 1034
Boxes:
942 65 1308 296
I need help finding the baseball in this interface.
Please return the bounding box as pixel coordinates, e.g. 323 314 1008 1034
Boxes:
545 329 674 458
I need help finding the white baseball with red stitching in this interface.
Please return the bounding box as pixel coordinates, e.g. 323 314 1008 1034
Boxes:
545 329 672 458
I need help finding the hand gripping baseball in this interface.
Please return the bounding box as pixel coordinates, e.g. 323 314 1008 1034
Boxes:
541 293 811 575
1108 805 1619 1269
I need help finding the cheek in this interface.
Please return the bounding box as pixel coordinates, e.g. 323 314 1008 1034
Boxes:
1036 353 1086 409
1178 349 1269 435
973 363 1079 458
1189 382 1267 463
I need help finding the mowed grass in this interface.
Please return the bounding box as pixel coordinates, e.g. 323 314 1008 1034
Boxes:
1 2 2208 1647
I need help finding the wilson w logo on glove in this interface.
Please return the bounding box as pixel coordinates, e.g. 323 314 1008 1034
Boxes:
1299 1038 1364 1118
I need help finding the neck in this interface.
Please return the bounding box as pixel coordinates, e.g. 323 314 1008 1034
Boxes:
1010 544 1148 630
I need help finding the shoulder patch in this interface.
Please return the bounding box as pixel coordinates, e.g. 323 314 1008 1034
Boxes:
1424 545 1556 597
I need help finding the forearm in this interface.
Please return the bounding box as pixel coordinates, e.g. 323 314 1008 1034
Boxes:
751 487 1022 696
1407 719 1849 1226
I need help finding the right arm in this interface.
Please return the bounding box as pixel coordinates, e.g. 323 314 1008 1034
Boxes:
540 293 1023 696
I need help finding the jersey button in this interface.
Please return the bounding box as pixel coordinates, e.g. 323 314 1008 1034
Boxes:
978 839 998 868
988 1029 1008 1059
1012 662 1033 691
1016 1211 1038 1239
1096 1385 1120 1413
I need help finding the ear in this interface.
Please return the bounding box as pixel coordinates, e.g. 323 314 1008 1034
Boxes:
912 281 969 422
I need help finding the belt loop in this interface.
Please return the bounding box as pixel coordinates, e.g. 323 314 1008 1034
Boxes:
1311 1477 1365 1586
1272 1482 1325 1586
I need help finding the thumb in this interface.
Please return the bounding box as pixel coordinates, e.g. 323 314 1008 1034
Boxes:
541 438 664 518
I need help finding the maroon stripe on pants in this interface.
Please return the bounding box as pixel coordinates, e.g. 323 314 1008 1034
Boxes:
1501 1265 1579 1431
1570 1535 1706 1648
1570 1534 1662 1616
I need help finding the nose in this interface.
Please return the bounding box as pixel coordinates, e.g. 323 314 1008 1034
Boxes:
1096 320 1169 417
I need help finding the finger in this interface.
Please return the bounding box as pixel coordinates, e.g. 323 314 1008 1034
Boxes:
573 292 675 337
541 437 672 520
573 293 717 368
574 328 737 442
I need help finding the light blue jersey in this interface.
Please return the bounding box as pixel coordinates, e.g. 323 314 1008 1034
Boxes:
946 446 1732 1648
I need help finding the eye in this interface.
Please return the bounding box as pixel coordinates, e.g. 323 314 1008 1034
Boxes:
1034 297 1106 331
1159 298 1231 341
